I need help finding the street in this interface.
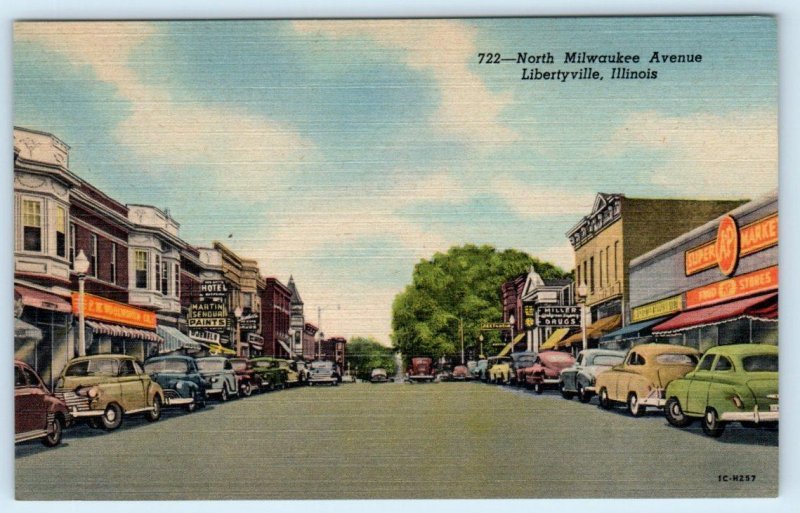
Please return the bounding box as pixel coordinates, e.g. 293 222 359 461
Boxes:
16 382 778 500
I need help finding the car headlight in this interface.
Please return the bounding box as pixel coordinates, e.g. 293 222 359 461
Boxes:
211 377 219 383
176 382 184 389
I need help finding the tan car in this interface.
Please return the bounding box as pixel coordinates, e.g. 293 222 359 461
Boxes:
55 354 164 431
487 356 513 384
595 344 700 417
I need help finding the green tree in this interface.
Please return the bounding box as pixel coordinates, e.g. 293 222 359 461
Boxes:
391 244 569 362
346 336 397 381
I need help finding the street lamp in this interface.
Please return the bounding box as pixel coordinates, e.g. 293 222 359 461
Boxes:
287 328 295 359
315 330 325 360
478 333 484 358
508 313 516 352
234 306 243 357
577 282 589 352
74 250 90 356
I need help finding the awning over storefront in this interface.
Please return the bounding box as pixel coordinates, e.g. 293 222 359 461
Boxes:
14 318 43 340
652 293 777 334
207 343 237 356
559 314 622 347
599 316 672 343
14 286 72 313
86 320 163 344
497 332 526 357
539 328 570 351
157 325 202 352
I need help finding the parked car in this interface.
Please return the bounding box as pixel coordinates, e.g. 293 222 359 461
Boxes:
55 354 164 431
452 365 472 381
294 360 311 384
407 357 435 383
510 351 538 386
487 355 514 384
559 349 627 402
195 356 238 401
308 360 340 386
471 359 488 381
229 358 263 397
595 344 701 417
15 360 69 447
250 357 289 390
370 368 389 383
664 344 778 437
438 367 454 382
274 358 303 387
524 351 576 393
144 355 207 412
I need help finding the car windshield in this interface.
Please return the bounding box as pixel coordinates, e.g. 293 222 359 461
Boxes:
196 359 225 371
65 359 117 377
656 354 698 365
371 369 386 376
144 359 189 374
742 354 778 372
230 360 248 371
591 355 625 366
253 360 274 368
515 357 536 367
312 361 333 369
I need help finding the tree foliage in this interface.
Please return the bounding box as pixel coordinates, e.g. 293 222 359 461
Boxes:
345 336 397 380
391 244 569 362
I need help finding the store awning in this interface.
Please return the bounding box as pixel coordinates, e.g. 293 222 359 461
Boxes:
600 316 672 343
14 286 72 313
14 318 43 340
207 343 236 355
157 325 202 352
539 328 570 351
652 293 777 334
86 320 163 343
559 314 622 347
497 332 526 357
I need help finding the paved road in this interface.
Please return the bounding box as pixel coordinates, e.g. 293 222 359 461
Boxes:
16 382 778 500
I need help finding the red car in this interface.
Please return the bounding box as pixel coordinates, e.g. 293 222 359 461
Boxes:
407 357 435 383
524 351 576 394
229 358 263 397
452 365 472 380
15 360 69 447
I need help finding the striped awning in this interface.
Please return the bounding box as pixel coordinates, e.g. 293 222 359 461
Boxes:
497 332 526 357
559 314 622 348
15 318 43 340
86 320 163 343
157 325 202 352
207 343 237 355
539 328 570 351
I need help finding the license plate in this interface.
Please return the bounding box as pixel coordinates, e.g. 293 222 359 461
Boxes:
769 404 779 412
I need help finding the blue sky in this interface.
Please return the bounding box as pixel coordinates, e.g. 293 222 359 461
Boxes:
14 17 777 344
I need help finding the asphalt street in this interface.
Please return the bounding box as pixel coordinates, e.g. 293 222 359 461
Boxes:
15 382 778 500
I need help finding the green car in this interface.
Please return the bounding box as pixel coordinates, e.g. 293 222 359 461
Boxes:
664 344 778 437
249 357 289 391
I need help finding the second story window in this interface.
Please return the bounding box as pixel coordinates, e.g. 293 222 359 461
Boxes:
69 222 76 265
173 263 180 298
90 234 98 278
135 250 149 289
55 206 66 258
160 258 169 295
21 199 42 252
155 255 161 292
110 243 117 284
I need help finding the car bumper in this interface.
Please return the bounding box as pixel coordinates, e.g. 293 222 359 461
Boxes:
639 389 666 408
69 407 104 418
408 375 434 381
720 406 779 423
309 376 337 383
164 397 194 406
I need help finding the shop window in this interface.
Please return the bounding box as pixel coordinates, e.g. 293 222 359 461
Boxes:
55 206 66 258
21 199 42 252
751 320 778 345
90 234 98 278
135 250 149 289
110 243 117 284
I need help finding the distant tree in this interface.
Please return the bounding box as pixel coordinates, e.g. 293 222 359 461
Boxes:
391 244 569 362
345 336 397 380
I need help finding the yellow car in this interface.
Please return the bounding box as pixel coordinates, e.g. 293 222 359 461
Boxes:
595 344 700 417
55 354 164 431
487 356 514 385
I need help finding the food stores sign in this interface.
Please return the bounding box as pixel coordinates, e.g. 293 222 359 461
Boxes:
685 213 778 276
685 266 778 309
71 293 156 329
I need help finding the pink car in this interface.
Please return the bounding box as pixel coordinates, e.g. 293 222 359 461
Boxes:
525 351 576 394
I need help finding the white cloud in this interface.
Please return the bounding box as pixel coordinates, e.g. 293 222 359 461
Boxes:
291 19 518 146
606 110 777 197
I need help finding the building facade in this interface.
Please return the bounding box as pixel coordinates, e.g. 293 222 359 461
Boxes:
262 278 292 358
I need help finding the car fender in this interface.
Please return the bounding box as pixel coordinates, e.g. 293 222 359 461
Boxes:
665 378 690 408
706 383 746 414
627 374 655 400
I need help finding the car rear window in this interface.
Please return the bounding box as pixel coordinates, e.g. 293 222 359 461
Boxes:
656 354 698 365
742 354 778 372
592 355 624 366
65 359 117 377
145 359 189 374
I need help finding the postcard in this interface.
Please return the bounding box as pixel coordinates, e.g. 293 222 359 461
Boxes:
12 16 778 500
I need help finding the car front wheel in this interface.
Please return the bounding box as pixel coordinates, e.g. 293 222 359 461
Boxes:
665 397 692 427
598 387 612 410
220 386 230 402
146 396 162 422
577 383 591 403
533 382 543 394
702 408 726 437
101 403 124 431
185 391 198 413
42 415 64 447
241 382 253 397
560 382 574 400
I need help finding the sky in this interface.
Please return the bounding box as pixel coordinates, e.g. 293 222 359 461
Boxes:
13 17 777 345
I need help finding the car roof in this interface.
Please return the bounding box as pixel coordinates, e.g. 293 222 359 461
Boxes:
705 344 778 357
68 354 136 363
580 349 627 357
628 343 700 357
146 355 193 361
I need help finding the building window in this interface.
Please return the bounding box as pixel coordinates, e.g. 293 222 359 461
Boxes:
69 222 76 265
598 251 603 288
589 256 595 294
135 250 149 289
154 255 161 292
173 263 180 298
160 258 169 295
55 206 66 258
243 293 252 309
90 234 98 278
582 261 587 288
614 241 619 283
110 243 117 284
21 199 42 252
605 246 610 287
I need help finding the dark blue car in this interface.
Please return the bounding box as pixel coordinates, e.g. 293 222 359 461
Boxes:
144 355 208 412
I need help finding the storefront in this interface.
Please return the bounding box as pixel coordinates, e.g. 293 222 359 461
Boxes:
626 192 778 352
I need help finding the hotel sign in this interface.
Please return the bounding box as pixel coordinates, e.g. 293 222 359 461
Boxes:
631 295 682 323
71 293 157 329
685 266 778 309
200 280 229 299
685 213 778 276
